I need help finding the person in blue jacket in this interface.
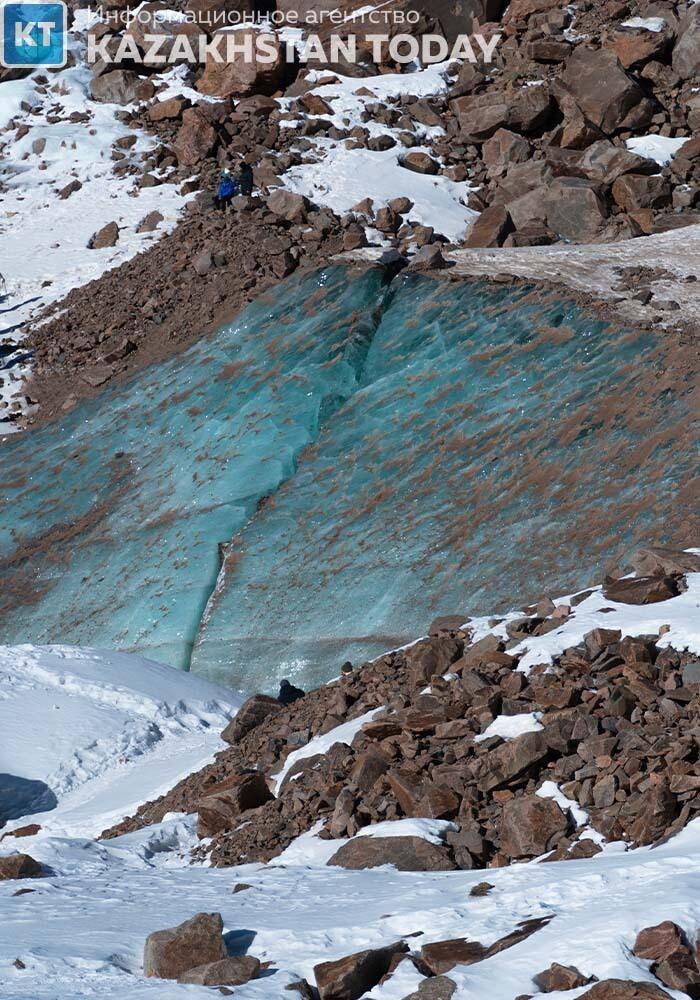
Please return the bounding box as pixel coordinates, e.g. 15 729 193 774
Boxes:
215 167 238 210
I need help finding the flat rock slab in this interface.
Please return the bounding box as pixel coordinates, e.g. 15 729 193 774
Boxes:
327 836 457 872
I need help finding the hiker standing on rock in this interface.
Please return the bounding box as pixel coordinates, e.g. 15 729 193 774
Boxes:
215 168 238 211
238 161 254 197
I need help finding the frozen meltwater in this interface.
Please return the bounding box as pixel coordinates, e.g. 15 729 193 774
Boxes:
1 265 697 692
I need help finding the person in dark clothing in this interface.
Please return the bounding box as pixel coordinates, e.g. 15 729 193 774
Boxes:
238 161 254 197
278 678 305 705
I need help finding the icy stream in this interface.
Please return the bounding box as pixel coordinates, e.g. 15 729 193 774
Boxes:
0 264 697 692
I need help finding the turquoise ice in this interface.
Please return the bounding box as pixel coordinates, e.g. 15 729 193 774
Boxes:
1 265 697 692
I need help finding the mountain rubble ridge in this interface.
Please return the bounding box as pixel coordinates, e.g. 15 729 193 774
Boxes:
103 545 700 889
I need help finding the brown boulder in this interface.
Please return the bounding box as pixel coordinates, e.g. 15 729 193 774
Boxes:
500 795 569 858
624 782 678 846
634 922 687 962
267 190 310 223
611 25 672 70
482 128 532 178
672 11 700 80
401 153 439 175
420 938 487 975
464 205 514 248
578 141 655 186
401 976 457 999
124 5 203 64
455 87 551 141
89 221 119 249
578 982 672 1000
177 955 260 985
603 575 680 606
327 836 457 872
197 772 273 838
314 941 409 1000
144 912 227 979
627 547 700 577
221 694 280 744
612 175 671 212
90 70 154 105
534 963 594 992
173 108 217 167
403 637 462 687
654 951 700 997
479 731 550 791
556 48 645 135
147 97 188 122
197 28 284 98
544 178 608 242
0 854 43 880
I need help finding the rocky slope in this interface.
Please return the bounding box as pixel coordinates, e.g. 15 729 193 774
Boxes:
104 547 700 881
3 0 700 427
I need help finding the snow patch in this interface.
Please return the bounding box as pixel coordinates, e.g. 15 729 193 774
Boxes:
475 712 543 743
626 134 690 166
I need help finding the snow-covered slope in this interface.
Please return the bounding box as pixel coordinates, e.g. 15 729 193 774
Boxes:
280 64 477 243
0 645 240 837
0 11 192 431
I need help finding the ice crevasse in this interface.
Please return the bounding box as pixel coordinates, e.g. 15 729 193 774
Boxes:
0 263 697 692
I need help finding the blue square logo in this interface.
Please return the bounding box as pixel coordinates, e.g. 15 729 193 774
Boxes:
1 1 67 68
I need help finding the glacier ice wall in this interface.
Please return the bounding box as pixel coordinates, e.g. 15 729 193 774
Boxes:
191 273 699 689
0 266 387 670
0 265 697 692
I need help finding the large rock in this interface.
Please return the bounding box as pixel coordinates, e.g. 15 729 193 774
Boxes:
577 981 672 999
403 637 462 687
634 922 687 962
603 575 680 606
556 48 645 135
627 547 700 577
479 731 550 791
500 794 569 858
178 955 260 985
222 694 280 744
314 941 409 1000
578 141 655 186
534 963 594 992
173 108 217 167
482 128 532 178
89 222 119 249
544 178 608 242
327 836 457 872
401 976 457 1000
197 772 273 838
672 10 700 80
612 174 671 212
611 23 672 69
624 782 679 846
267 189 310 223
400 152 440 175
465 205 514 248
144 912 227 979
455 86 552 141
0 854 43 880
420 938 487 975
197 27 284 97
90 70 155 105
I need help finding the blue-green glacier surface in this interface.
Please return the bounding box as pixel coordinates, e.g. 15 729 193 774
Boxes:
1 264 697 692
